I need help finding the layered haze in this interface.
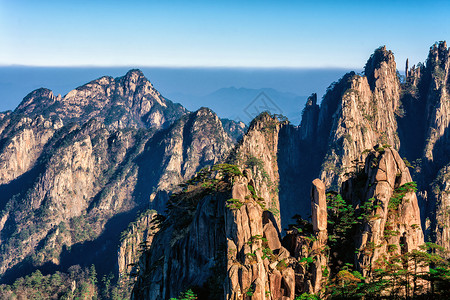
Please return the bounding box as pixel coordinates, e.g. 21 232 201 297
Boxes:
0 67 351 123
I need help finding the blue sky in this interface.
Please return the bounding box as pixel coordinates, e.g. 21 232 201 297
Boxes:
0 0 449 68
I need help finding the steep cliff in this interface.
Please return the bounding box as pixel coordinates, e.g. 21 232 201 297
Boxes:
422 42 450 168
276 46 403 229
400 41 450 252
132 142 429 299
429 164 450 256
342 147 425 276
0 118 146 276
0 115 62 185
280 147 427 297
317 46 401 190
132 163 296 300
282 179 329 296
117 209 158 297
229 113 282 226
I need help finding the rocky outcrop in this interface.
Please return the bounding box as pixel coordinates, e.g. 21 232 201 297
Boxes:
136 107 234 212
308 179 328 294
135 116 427 300
341 147 425 276
0 106 234 279
131 165 232 299
281 179 330 296
311 179 327 233
0 119 143 274
280 148 426 297
422 42 450 167
317 46 401 189
230 113 282 226
225 175 295 300
132 115 299 299
275 47 404 228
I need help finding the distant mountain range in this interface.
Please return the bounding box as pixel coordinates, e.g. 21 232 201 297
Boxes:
0 67 350 114
167 87 307 124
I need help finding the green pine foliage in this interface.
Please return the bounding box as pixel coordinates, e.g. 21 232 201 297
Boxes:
326 193 358 273
295 293 320 300
317 242 450 299
0 266 99 300
170 289 198 300
0 264 138 300
388 182 417 211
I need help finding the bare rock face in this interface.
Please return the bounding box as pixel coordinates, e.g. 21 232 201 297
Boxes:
318 46 401 190
230 112 282 227
276 46 404 233
132 115 297 299
422 42 450 166
221 118 247 143
299 93 319 141
311 179 327 232
342 147 425 276
429 164 450 257
117 210 157 284
225 175 295 300
131 167 233 300
0 120 142 274
398 41 450 253
137 107 233 211
0 115 62 185
281 179 329 296
282 148 426 296
309 179 328 294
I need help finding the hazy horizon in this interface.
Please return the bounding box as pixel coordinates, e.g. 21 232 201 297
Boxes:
0 66 353 123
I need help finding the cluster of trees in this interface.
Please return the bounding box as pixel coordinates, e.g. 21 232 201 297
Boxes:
322 242 450 299
290 190 450 299
0 265 132 300
290 188 450 299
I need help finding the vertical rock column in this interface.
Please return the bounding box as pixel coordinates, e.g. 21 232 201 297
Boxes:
310 179 329 294
225 175 296 300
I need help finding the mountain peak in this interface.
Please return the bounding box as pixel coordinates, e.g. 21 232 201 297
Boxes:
15 88 56 114
431 40 448 51
123 69 145 81
428 40 449 67
25 88 54 99
195 106 215 116
14 70 186 130
364 45 396 91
